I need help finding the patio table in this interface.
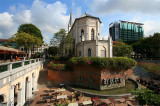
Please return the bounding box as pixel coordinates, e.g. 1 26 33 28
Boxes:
57 95 67 99
68 102 78 106
82 100 92 105
57 88 65 92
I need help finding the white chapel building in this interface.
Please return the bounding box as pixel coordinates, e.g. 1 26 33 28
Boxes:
68 11 113 57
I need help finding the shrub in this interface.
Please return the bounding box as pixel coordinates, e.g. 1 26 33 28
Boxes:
139 63 160 74
69 57 136 71
132 88 160 105
50 56 69 61
49 63 65 71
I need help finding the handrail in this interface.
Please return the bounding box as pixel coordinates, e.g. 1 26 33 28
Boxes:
0 58 43 73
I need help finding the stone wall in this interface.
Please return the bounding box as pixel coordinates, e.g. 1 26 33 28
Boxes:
72 65 101 90
48 69 73 85
100 69 125 90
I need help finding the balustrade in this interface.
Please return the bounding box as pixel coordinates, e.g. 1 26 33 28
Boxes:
0 58 42 73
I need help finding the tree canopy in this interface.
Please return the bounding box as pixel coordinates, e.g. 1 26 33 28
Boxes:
50 28 73 56
18 23 43 40
132 33 160 58
113 40 133 57
10 32 43 57
48 46 59 56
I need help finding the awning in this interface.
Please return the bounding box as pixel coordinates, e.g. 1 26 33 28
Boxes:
0 45 24 54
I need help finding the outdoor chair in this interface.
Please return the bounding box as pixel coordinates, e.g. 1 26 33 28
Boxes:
40 93 49 97
154 76 160 80
36 100 47 104
108 97 118 106
97 102 107 106
122 96 129 102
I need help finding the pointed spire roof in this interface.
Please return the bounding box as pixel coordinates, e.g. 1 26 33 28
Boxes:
68 9 73 26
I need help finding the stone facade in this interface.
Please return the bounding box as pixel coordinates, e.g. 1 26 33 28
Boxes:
68 12 113 57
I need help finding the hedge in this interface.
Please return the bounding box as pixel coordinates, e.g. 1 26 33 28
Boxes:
69 57 136 71
50 56 69 61
48 63 73 71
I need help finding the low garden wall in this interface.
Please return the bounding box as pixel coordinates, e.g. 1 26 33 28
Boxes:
48 57 136 90
48 69 73 85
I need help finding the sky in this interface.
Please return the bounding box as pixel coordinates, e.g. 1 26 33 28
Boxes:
0 0 160 44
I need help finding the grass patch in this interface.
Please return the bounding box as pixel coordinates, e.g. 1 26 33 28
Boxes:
74 80 136 95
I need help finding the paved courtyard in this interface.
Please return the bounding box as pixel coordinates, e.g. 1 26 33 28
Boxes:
25 59 138 106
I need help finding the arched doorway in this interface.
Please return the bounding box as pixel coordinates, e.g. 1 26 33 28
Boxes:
88 48 91 57
101 47 106 57
0 94 7 105
0 95 4 104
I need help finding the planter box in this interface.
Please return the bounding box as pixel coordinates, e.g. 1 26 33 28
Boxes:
48 64 132 90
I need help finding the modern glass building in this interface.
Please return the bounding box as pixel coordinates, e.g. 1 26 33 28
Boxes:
109 20 144 43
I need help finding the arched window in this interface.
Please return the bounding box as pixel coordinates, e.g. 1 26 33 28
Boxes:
91 29 94 40
88 48 91 57
80 29 84 41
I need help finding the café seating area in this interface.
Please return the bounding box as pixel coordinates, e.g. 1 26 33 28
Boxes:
137 76 160 94
30 87 137 106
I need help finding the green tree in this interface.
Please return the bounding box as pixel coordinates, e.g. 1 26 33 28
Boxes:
10 32 43 58
132 33 160 58
18 23 43 40
113 40 133 57
50 29 73 56
132 88 160 105
17 23 44 57
48 46 59 56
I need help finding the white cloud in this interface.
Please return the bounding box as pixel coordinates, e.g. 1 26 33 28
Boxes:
91 0 160 15
143 20 160 36
0 12 16 38
0 0 73 44
10 5 16 12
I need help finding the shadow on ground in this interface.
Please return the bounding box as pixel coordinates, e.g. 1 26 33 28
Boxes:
37 59 54 88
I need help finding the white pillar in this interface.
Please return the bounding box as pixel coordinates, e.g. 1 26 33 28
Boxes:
33 74 37 92
22 79 25 105
17 88 22 106
10 85 14 106
26 81 32 99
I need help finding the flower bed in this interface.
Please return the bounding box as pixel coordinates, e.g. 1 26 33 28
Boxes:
48 63 65 71
48 63 73 71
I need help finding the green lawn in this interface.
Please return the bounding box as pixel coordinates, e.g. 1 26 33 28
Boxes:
74 80 136 95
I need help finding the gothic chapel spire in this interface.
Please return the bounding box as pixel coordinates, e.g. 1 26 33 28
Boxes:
68 9 73 32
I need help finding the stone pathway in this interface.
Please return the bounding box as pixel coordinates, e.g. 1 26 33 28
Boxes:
132 66 150 80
